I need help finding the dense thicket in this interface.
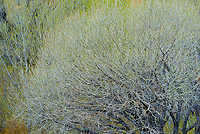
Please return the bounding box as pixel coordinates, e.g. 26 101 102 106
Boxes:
14 0 200 133
0 0 88 132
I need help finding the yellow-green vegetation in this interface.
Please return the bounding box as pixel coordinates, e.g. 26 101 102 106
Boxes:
0 117 28 134
1 0 200 133
0 63 20 132
14 0 200 133
0 0 95 132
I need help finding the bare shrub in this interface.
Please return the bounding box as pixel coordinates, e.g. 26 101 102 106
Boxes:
17 0 199 133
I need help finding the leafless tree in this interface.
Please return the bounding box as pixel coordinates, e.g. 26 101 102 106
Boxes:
15 1 200 133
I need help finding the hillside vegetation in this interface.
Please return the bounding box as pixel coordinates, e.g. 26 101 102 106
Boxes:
1 0 200 133
15 0 200 133
1 0 89 132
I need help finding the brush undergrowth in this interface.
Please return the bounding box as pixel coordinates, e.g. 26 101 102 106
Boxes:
13 0 200 133
0 0 94 132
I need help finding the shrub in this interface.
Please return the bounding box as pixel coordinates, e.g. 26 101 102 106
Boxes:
15 0 200 133
0 0 92 132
